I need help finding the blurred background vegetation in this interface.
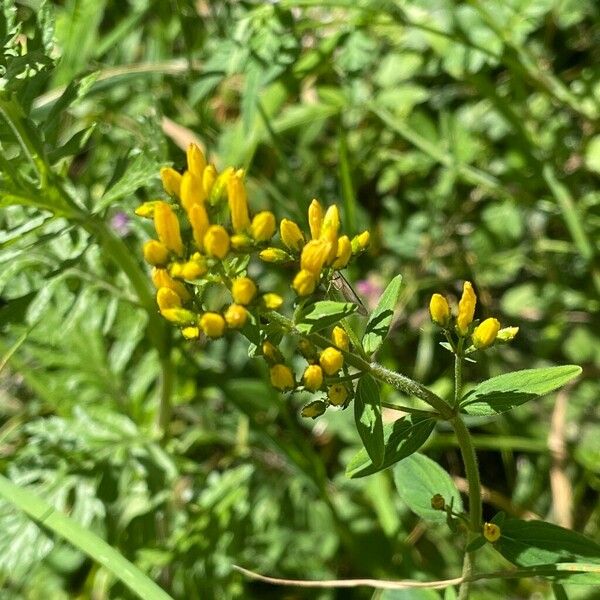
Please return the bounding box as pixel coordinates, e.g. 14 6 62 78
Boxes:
1 1 599 598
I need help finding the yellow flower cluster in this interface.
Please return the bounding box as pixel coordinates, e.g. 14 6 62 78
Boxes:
137 144 283 340
261 199 369 296
137 145 368 416
429 281 518 352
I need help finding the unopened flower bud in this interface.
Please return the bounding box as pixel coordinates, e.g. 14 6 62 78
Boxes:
429 294 451 328
231 277 257 305
181 259 207 280
319 347 343 375
302 365 323 392
143 240 170 266
180 171 205 211
160 308 196 325
224 304 248 329
181 326 200 339
300 239 331 275
151 268 191 301
186 143 206 178
199 312 226 338
262 341 282 364
351 230 370 254
157 287 182 311
332 235 352 269
250 211 276 242
308 199 324 239
203 225 230 259
154 202 184 256
331 326 349 351
135 200 163 219
209 166 234 205
496 326 519 343
297 338 318 362
259 247 293 263
270 364 294 391
202 164 217 196
160 167 182 197
472 317 501 349
292 269 318 296
456 281 477 336
261 293 283 310
280 218 304 251
227 173 251 232
231 233 253 250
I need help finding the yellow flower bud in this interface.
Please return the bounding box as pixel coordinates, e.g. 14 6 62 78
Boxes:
224 304 248 329
154 202 184 256
262 293 283 310
259 247 293 263
308 199 324 239
160 167 182 197
300 239 331 275
169 262 184 278
227 173 251 232
483 523 501 543
157 287 182 311
472 317 501 349
320 205 340 262
262 341 282 364
199 312 226 338
231 277 257 305
181 326 200 339
429 293 451 328
496 326 519 342
332 235 352 269
186 143 206 178
292 269 318 296
351 230 370 254
180 171 206 211
250 211 276 242
331 326 349 351
297 338 318 362
456 281 477 336
209 166 234 205
135 200 162 219
151 268 191 301
143 240 169 266
302 365 323 392
202 164 217 196
319 347 343 375
280 218 304 251
160 308 196 325
270 364 295 391
231 233 253 250
301 400 327 418
181 259 207 280
188 202 209 249
328 384 348 406
203 225 230 259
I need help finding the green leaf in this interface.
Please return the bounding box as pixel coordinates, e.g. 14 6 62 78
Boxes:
393 453 463 523
460 366 582 416
354 375 384 468
295 300 357 333
346 414 435 479
493 519 600 584
0 474 173 600
362 274 402 356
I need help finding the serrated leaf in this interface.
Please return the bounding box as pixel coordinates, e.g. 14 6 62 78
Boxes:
354 375 384 467
295 300 357 333
393 453 463 523
346 414 435 478
362 274 402 356
494 519 600 580
460 366 582 416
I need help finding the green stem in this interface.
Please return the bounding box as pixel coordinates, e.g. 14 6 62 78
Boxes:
452 416 482 600
454 350 463 408
380 401 438 417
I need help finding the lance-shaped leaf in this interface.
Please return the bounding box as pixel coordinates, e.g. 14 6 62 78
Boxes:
362 274 402 356
346 414 435 478
393 453 463 523
354 375 384 468
492 519 600 585
460 365 582 416
295 300 357 333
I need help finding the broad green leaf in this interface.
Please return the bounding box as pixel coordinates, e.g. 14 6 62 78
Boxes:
295 300 357 333
493 519 600 585
362 274 402 355
346 414 435 479
354 375 384 468
393 453 463 523
460 366 582 416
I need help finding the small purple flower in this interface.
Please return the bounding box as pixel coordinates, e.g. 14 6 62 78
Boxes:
110 211 131 237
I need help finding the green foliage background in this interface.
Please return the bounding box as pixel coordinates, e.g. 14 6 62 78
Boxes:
1 1 599 598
